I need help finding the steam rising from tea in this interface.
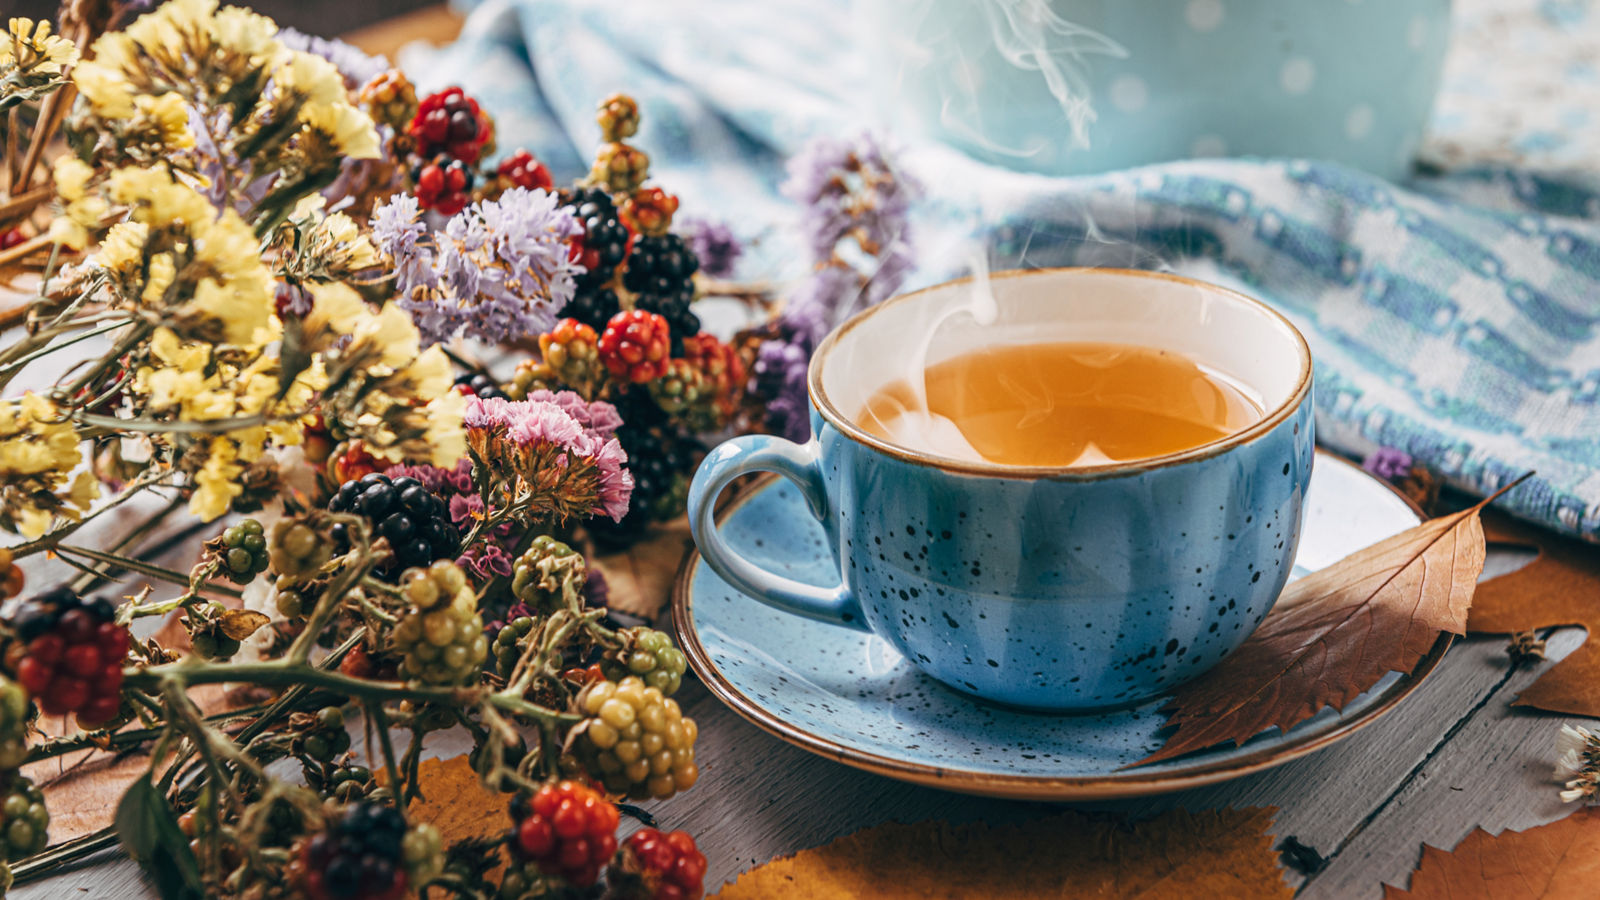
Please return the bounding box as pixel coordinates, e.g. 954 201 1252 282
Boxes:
857 342 1262 467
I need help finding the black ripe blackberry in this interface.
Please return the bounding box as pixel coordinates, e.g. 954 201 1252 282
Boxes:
588 427 697 545
299 802 408 900
561 286 622 332
565 188 630 293
452 372 508 401
327 474 459 577
624 234 700 353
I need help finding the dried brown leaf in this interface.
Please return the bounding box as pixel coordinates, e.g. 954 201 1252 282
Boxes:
590 517 693 618
1467 512 1600 717
32 684 233 842
217 609 271 641
713 807 1292 899
1132 499 1489 767
1384 807 1600 899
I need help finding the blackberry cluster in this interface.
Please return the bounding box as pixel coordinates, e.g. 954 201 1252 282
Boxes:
298 802 409 900
509 536 588 615
574 675 699 800
326 766 380 804
413 157 476 216
0 775 47 861
401 822 445 887
491 616 535 679
597 310 671 384
587 427 696 545
298 707 353 763
609 828 708 900
561 287 622 333
602 628 688 697
409 87 489 163
453 372 509 401
391 562 487 685
497 150 552 192
270 518 331 580
566 187 633 296
219 518 270 584
507 781 619 887
623 234 700 353
327 474 460 577
9 587 128 727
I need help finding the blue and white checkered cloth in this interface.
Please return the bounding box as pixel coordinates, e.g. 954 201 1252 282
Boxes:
406 0 1600 541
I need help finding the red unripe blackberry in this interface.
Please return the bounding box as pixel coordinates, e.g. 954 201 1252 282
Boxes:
413 157 475 216
6 588 127 727
497 150 552 191
610 828 708 900
598 310 671 384
506 781 619 887
408 87 489 163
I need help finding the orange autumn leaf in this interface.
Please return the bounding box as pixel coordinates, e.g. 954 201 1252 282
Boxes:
1384 807 1600 899
1467 512 1600 717
386 754 512 848
714 807 1291 899
1132 498 1489 767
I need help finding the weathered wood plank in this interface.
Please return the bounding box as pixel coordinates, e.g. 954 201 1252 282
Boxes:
1298 626 1590 900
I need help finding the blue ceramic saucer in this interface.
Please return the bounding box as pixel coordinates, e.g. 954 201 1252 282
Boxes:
673 452 1444 799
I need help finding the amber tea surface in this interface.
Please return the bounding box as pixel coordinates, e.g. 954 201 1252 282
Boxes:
857 341 1263 467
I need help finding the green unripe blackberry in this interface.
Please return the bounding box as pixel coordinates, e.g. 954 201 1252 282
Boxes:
0 677 29 770
391 562 487 685
491 617 535 679
574 676 699 800
276 585 309 620
299 706 352 763
0 775 48 860
217 519 270 584
602 627 688 697
327 766 378 804
509 536 586 614
401 822 444 885
270 518 332 579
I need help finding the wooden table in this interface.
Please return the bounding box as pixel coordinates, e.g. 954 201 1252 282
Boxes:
11 6 1600 899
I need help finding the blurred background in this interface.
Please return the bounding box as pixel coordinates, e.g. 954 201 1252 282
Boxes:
11 0 431 35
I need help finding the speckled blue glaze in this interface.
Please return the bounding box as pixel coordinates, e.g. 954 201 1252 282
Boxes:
825 397 1312 709
678 454 1424 790
690 392 1313 710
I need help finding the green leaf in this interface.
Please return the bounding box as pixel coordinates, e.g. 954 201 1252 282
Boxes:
115 776 204 900
218 609 271 641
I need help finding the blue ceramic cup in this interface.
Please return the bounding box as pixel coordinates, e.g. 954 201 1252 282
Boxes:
689 268 1314 710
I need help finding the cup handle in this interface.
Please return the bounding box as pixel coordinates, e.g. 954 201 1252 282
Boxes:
688 435 867 631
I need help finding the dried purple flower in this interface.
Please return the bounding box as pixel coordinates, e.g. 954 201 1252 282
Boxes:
781 265 859 349
774 133 919 350
1363 447 1414 482
677 217 743 278
751 338 812 443
782 132 920 268
372 189 583 346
